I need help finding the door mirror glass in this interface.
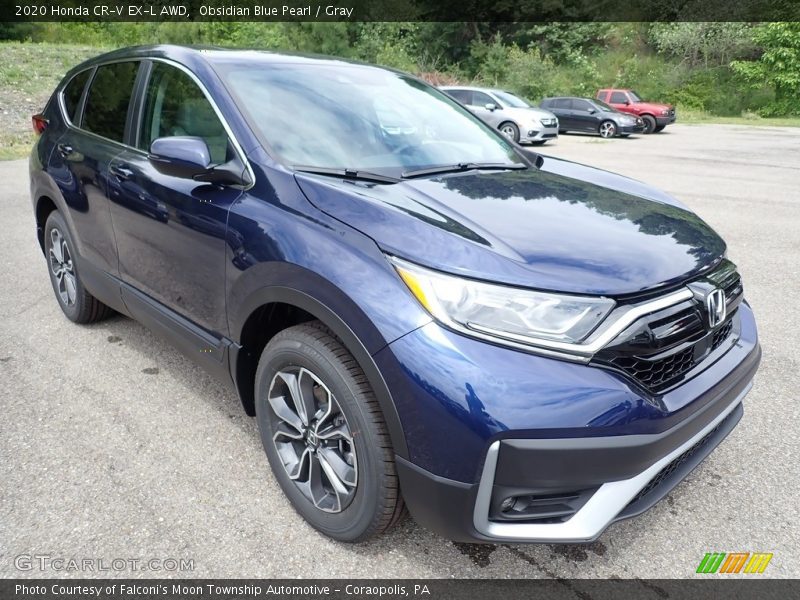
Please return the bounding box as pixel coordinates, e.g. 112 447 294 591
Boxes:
484 103 498 111
148 136 211 179
587 107 596 114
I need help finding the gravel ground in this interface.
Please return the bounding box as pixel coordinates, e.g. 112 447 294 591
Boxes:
0 123 798 579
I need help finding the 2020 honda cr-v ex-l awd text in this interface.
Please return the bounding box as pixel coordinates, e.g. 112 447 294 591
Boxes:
30 46 760 543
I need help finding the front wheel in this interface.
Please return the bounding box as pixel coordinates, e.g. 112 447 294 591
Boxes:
598 120 617 138
654 125 666 133
499 122 520 143
255 323 404 542
642 115 657 134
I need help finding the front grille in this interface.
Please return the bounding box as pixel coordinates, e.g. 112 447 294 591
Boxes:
608 346 696 390
592 260 742 393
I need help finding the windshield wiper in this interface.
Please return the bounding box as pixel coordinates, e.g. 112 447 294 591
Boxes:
292 166 399 184
401 162 528 179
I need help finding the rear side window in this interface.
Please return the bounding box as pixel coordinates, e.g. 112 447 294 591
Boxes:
445 89 471 104
610 91 628 104
83 62 139 143
138 63 231 164
62 69 91 124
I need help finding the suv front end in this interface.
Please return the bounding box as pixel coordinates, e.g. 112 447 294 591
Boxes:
379 259 759 542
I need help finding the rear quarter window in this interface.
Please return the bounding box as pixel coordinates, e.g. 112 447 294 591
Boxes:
82 61 139 143
62 69 92 124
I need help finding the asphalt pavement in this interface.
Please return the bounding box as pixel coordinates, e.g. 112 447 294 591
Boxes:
1 123 798 580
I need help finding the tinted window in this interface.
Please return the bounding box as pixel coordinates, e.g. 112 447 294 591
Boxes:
445 89 471 104
493 91 529 108
62 69 91 124
553 99 571 109
139 63 231 164
610 91 628 104
571 99 593 112
471 91 494 106
83 62 139 143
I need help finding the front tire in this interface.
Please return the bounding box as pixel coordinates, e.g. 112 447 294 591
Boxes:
255 322 404 542
654 125 666 133
44 211 113 324
642 115 657 134
499 121 520 143
598 120 617 138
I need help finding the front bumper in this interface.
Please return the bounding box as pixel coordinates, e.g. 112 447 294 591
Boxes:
657 111 677 126
619 123 645 134
520 125 559 143
381 304 760 543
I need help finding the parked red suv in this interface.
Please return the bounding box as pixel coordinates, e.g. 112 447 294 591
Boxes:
597 89 676 134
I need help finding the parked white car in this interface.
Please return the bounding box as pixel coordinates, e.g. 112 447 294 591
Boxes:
440 86 559 145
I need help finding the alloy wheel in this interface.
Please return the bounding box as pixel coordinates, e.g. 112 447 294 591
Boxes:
48 228 77 306
500 124 518 140
267 367 358 513
599 122 616 138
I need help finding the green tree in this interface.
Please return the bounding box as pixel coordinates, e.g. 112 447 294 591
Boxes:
732 22 800 116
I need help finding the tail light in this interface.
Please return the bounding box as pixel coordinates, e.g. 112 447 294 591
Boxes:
32 113 48 135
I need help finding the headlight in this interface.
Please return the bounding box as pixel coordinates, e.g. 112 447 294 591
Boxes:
390 257 616 348
661 109 670 116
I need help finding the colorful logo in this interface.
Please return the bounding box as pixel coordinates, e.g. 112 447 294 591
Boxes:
696 552 773 574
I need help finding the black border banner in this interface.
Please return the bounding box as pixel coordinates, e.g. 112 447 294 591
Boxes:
2 0 800 22
1 579 796 600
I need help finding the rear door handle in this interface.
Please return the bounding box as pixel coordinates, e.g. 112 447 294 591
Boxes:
109 164 134 181
57 143 74 157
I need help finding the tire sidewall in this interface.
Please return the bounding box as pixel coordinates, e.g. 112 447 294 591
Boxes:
254 332 385 541
499 122 520 143
642 115 656 134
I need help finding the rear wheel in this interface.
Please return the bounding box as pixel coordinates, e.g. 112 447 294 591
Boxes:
598 120 617 138
44 211 113 324
642 115 657 134
498 122 520 143
255 322 404 542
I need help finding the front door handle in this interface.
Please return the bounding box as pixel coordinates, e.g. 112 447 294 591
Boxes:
57 143 74 157
109 164 134 181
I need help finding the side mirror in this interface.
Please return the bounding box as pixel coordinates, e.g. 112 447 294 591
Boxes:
624 100 631 105
149 136 250 187
149 136 212 179
587 108 596 114
484 103 499 111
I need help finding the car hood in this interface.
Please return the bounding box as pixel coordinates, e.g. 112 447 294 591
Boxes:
635 101 672 112
505 106 556 121
294 156 725 296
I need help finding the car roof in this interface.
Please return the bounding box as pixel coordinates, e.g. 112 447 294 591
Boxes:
64 44 391 79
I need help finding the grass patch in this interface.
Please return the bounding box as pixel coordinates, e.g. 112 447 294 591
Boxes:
677 106 800 127
0 42 108 160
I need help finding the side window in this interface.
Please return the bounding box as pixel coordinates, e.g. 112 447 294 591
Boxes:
553 99 571 109
446 89 470 104
62 69 92 124
610 91 628 104
139 63 230 165
82 62 139 143
571 99 592 112
471 91 494 107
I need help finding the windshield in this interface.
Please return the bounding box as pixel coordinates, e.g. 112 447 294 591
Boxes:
222 64 520 175
492 90 530 108
593 99 617 112
629 90 644 102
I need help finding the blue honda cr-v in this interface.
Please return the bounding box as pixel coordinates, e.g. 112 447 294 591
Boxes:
29 46 760 543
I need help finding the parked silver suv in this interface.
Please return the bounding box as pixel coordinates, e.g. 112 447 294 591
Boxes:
440 86 558 145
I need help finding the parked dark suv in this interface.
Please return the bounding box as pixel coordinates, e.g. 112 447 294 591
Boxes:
30 46 760 544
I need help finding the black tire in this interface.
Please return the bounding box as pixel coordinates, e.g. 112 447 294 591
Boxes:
598 120 617 138
44 211 114 324
642 115 657 134
529 140 547 146
558 129 567 134
654 125 666 133
498 121 520 143
620 134 631 138
255 322 405 542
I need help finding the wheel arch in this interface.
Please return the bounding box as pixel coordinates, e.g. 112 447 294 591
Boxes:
34 195 59 255
230 284 410 459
